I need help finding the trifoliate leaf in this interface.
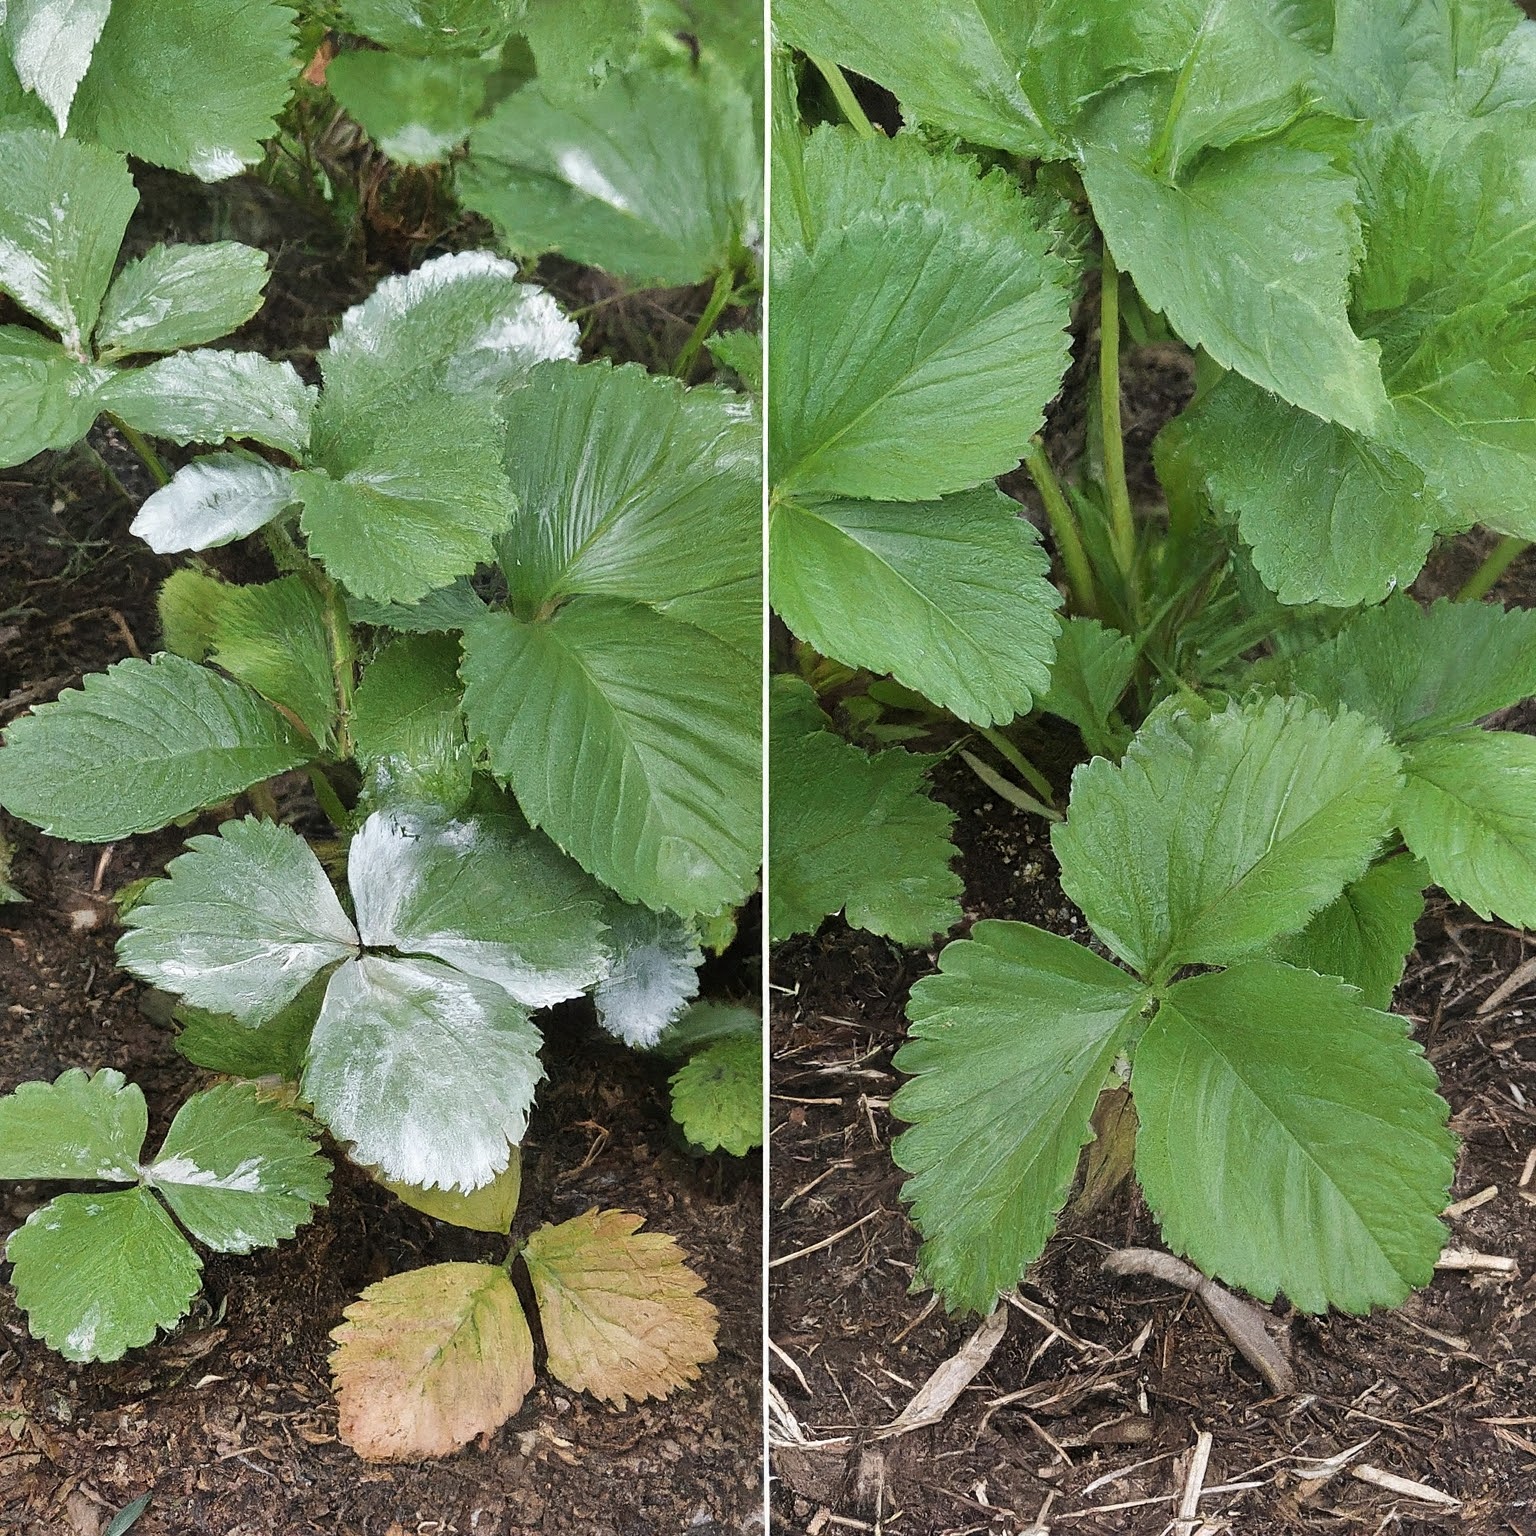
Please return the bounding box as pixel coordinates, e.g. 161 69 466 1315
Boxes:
326 49 494 165
339 0 520 55
1290 596 1536 741
350 633 472 812
383 1153 521 1233
347 805 609 1008
346 579 489 634
1267 855 1426 1011
297 392 512 604
769 687 961 946
303 954 544 1192
894 922 1147 1315
668 1035 761 1156
592 902 702 1048
94 242 271 361
518 0 642 90
498 359 761 655
1399 731 1536 928
157 568 225 661
770 489 1060 727
1054 698 1403 981
4 0 113 131
67 0 299 181
770 176 1072 500
172 977 325 1080
1037 616 1136 757
144 1082 329 1253
100 350 316 457
0 1067 146 1182
1081 139 1387 434
117 817 359 1024
461 597 761 916
6 1188 202 1361
0 654 310 841
652 1000 760 1060
0 325 108 467
318 250 576 414
1133 962 1454 1313
523 1209 718 1407
131 452 297 554
0 127 138 350
330 1262 534 1463
458 61 758 288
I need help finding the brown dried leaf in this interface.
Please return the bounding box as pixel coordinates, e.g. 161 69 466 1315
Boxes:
330 1261 533 1461
523 1208 718 1409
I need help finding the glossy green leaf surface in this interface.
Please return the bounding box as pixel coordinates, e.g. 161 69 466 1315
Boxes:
350 633 472 811
326 49 494 164
0 326 107 467
95 241 271 360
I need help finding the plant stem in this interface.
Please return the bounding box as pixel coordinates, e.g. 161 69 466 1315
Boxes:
1098 252 1136 580
307 764 352 834
1458 535 1528 601
1023 436 1096 616
810 54 876 138
322 581 356 758
673 267 736 380
107 415 170 488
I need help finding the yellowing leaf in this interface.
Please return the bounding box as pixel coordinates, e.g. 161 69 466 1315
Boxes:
383 1152 522 1234
329 1262 533 1461
522 1209 717 1409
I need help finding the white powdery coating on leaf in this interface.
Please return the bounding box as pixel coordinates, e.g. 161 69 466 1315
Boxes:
9 0 112 132
131 453 296 553
65 1302 103 1358
148 1154 266 1192
187 146 249 182
594 907 703 1049
555 146 631 211
331 249 525 354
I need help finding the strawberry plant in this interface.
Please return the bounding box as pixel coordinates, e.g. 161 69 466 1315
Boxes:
770 0 1536 1321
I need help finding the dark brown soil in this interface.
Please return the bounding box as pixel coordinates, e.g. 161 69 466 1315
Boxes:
1 169 763 1536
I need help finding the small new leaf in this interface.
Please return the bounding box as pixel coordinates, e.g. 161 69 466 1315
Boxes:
668 1035 762 1156
131 453 297 554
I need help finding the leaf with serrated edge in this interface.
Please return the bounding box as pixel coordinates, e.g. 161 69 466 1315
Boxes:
523 1209 717 1407
118 817 358 1024
593 902 702 1048
894 922 1146 1314
5 0 113 131
770 489 1060 727
303 954 544 1192
348 806 608 1008
326 50 494 166
131 453 297 554
0 325 108 467
460 597 760 916
1038 616 1135 754
0 654 309 841
0 1068 146 1182
1053 698 1403 981
95 242 271 361
652 1001 760 1061
669 1035 761 1156
1133 962 1454 1313
330 1262 534 1462
338 0 520 54
6 1188 202 1362
145 1082 330 1253
383 1153 521 1234
172 976 325 1081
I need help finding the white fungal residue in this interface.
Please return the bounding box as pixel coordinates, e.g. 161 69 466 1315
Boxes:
187 146 247 182
149 1155 266 1193
555 147 631 211
66 1304 103 1358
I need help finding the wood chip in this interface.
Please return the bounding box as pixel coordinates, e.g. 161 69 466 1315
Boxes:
877 1306 1008 1438
1435 1246 1518 1274
1176 1431 1214 1532
1350 1464 1460 1506
1442 1185 1497 1218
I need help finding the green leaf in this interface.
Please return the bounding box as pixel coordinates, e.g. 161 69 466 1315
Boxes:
458 61 758 288
303 953 544 1192
326 49 493 164
1169 374 1442 607
172 977 325 1080
769 489 1060 726
1290 596 1536 741
4 0 113 131
668 1034 760 1156
0 1067 146 1181
1053 698 1404 980
130 452 297 554
100 350 316 457
1267 855 1426 1011
1038 617 1136 756
0 127 138 350
117 816 359 1024
67 0 299 181
204 576 338 746
5 1187 202 1361
894 922 1147 1315
346 578 488 634
144 1082 329 1252
94 242 271 361
0 325 108 467
770 159 1072 500
461 597 760 916
1081 138 1387 433
1399 731 1536 928
338 0 520 54
0 654 310 841
318 251 576 416
653 999 760 1059
1133 962 1454 1312
518 0 641 90
157 568 226 660
297 393 511 605
705 328 760 392
592 902 703 1048
498 359 761 654
347 805 609 1007
351 633 472 811
769 684 961 945
383 1154 521 1233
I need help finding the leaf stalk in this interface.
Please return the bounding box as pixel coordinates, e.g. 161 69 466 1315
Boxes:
1023 436 1096 616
